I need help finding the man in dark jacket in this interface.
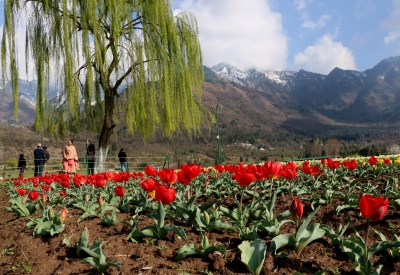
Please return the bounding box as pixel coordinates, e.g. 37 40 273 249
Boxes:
33 143 46 176
118 148 129 172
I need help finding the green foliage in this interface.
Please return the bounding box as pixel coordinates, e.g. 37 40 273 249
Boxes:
269 206 325 256
127 201 188 242
25 206 66 237
6 198 37 217
175 235 226 260
2 0 205 143
75 227 122 274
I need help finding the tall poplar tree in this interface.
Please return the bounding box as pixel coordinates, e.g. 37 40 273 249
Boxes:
1 0 204 171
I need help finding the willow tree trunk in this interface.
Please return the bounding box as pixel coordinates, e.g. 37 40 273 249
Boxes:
96 88 115 173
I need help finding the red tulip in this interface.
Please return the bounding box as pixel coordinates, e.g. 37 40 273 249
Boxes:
144 165 158 177
327 159 340 170
359 194 388 221
290 198 303 220
16 188 27 196
213 164 224 173
383 158 391 165
140 178 157 192
28 191 39 201
13 180 21 186
368 156 378 166
114 186 126 197
119 172 131 182
94 179 107 188
282 168 297 180
154 184 176 205
263 161 283 180
59 191 67 197
159 168 177 185
303 165 323 177
248 164 265 181
235 168 255 187
177 170 191 185
61 180 70 188
41 185 51 192
343 159 358 171
181 164 202 181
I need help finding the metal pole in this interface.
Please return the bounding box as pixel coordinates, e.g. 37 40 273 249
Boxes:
212 104 221 164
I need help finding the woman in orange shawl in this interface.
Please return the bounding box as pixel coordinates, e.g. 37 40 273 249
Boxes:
62 139 79 174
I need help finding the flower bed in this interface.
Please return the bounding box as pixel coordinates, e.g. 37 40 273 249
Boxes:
1 157 400 274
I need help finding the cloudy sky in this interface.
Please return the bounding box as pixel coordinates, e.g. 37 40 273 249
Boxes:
1 0 400 78
173 0 400 74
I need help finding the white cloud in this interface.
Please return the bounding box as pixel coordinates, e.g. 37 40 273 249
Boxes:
384 30 400 44
294 0 314 11
291 34 357 74
174 0 288 70
381 0 400 44
301 14 330 29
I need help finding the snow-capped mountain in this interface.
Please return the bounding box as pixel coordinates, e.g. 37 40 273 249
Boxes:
209 56 400 124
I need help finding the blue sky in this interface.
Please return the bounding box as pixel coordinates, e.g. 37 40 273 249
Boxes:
173 0 400 74
1 1 400 78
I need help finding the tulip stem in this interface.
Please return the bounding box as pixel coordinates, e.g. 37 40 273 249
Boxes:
252 180 258 201
364 220 371 265
269 179 274 198
240 187 245 212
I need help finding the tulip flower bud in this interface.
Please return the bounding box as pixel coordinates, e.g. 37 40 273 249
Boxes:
98 195 104 207
42 192 47 204
49 207 55 218
290 198 303 220
337 224 343 235
59 208 67 222
203 210 210 225
85 194 89 202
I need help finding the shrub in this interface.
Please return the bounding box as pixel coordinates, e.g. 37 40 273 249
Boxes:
7 158 17 168
386 144 400 155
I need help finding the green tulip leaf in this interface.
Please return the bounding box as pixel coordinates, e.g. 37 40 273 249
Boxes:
296 206 320 239
367 241 400 260
77 210 98 223
238 239 267 275
206 220 232 232
163 225 188 241
269 233 295 257
175 244 199 260
295 223 325 253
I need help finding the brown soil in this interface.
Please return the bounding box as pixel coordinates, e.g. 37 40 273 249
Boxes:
0 183 399 275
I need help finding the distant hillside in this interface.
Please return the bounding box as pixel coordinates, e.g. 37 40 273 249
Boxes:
0 89 36 125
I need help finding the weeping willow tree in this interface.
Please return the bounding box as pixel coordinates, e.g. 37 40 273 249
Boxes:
1 0 205 171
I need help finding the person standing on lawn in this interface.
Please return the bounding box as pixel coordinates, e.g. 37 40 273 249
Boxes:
62 139 79 175
17 154 27 177
33 143 46 176
86 139 96 175
118 148 129 172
